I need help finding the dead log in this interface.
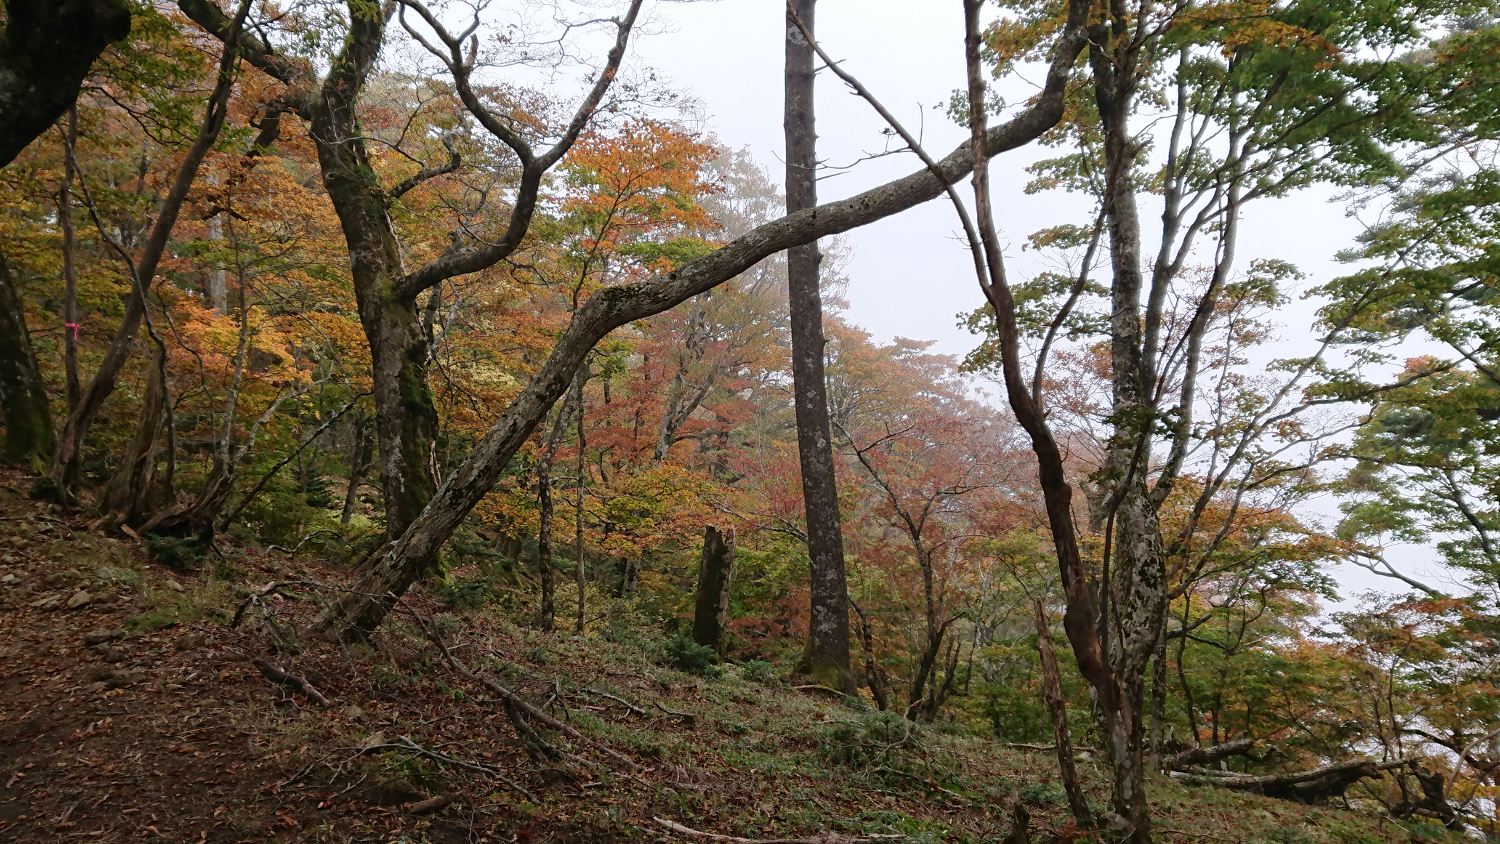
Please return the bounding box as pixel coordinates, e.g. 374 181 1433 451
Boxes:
408 794 454 814
252 658 331 706
1165 737 1258 771
1172 757 1406 804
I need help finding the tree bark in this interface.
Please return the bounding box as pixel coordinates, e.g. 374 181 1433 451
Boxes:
0 248 53 466
1034 600 1094 827
0 0 131 167
785 0 855 695
59 107 81 413
533 384 578 632
692 525 735 657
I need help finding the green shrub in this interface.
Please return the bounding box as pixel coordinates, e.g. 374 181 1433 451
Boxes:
820 710 925 769
434 575 493 609
145 533 204 572
664 633 721 676
740 659 782 686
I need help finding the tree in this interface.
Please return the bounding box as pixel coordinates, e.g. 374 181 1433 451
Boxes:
174 0 644 620
0 0 132 466
784 0 855 692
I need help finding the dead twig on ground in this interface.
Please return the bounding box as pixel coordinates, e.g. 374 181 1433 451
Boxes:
252 658 331 706
652 816 903 843
408 611 642 773
584 687 648 717
655 701 697 728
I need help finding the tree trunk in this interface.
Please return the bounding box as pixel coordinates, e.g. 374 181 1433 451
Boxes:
0 0 132 167
692 525 735 657
1148 625 1168 771
785 0 854 694
536 455 557 632
98 348 166 529
531 384 579 632
1034 600 1094 827
573 363 587 633
0 248 53 466
59 107 81 413
341 413 373 525
850 595 891 711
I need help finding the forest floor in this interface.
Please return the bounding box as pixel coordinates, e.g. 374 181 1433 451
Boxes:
0 468 1462 844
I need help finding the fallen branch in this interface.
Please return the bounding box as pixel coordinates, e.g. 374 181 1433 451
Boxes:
362 735 538 803
252 657 331 706
408 794 455 814
412 613 641 772
584 687 648 717
1172 757 1409 804
652 817 902 843
656 701 697 728
1165 738 1258 771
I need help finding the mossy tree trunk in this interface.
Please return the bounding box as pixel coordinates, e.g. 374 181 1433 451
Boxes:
692 525 735 657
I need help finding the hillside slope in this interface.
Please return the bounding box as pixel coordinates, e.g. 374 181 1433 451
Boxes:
0 472 1456 844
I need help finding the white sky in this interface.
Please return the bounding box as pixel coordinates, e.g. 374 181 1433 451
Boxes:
546 0 1450 604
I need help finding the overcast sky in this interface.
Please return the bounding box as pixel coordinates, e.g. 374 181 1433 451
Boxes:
518 0 1447 604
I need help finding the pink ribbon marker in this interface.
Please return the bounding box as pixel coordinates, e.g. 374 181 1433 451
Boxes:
65 322 79 341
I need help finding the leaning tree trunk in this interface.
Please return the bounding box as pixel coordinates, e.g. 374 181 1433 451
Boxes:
1034 600 1094 826
0 249 53 466
692 525 735 657
785 0 855 694
0 0 131 167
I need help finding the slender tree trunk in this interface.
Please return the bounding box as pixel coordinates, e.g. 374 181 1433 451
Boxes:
850 595 891 711
536 457 557 632
59 107 81 413
341 413 373 525
1035 600 1094 827
573 363 587 634
47 2 245 499
785 0 854 694
692 525 735 657
0 249 53 466
531 384 578 632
